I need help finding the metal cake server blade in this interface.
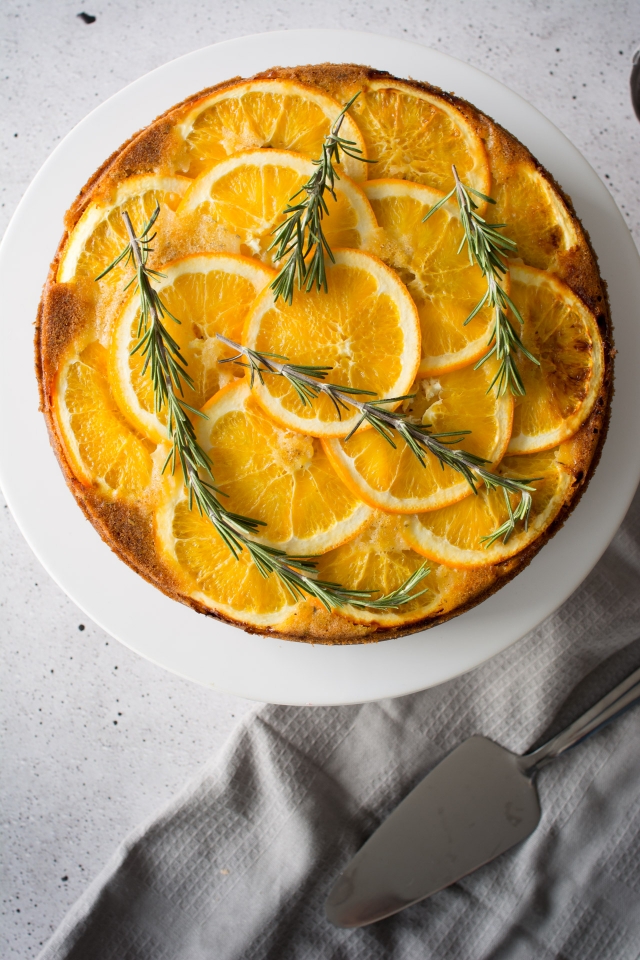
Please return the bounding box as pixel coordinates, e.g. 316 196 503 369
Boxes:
631 48 640 121
326 666 640 928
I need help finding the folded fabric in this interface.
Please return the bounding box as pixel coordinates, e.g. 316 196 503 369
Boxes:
39 489 640 960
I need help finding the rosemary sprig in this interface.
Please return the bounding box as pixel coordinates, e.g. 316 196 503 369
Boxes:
479 487 534 548
423 165 539 396
95 211 429 610
364 562 431 609
216 333 376 418
342 398 536 545
221 337 536 545
269 92 372 304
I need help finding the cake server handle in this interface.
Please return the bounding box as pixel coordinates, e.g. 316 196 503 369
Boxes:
520 666 640 774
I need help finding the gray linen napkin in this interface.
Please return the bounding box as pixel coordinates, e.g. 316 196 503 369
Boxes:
39 488 640 960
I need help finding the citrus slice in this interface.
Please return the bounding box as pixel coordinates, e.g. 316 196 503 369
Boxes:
507 264 604 454
195 380 373 555
53 341 155 499
363 179 500 375
171 78 368 180
109 253 275 444
58 174 191 284
177 149 378 264
243 248 421 438
490 159 579 271
403 441 577 567
155 486 300 629
340 79 490 196
322 361 513 514
315 512 493 628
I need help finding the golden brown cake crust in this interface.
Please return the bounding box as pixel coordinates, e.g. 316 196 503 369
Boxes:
35 63 614 644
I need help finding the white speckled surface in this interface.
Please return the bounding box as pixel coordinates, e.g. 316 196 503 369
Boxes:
1 1 639 956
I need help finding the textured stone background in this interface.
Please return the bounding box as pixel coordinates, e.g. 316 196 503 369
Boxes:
1 1 639 956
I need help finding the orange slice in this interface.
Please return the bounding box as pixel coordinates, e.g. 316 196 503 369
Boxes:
53 341 155 499
507 264 604 454
403 441 577 567
171 78 368 180
323 361 513 514
177 149 378 264
243 248 421 438
341 79 490 196
491 159 579 271
364 179 500 375
58 174 191 284
316 512 490 628
109 253 275 444
155 486 301 629
195 380 373 555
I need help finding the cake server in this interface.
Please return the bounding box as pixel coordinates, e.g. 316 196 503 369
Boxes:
631 48 640 121
325 665 640 928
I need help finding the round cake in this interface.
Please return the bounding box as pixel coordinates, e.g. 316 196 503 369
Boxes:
36 63 613 644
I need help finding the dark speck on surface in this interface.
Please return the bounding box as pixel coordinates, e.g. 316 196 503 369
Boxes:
61 876 68 882
78 624 85 631
77 12 96 24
